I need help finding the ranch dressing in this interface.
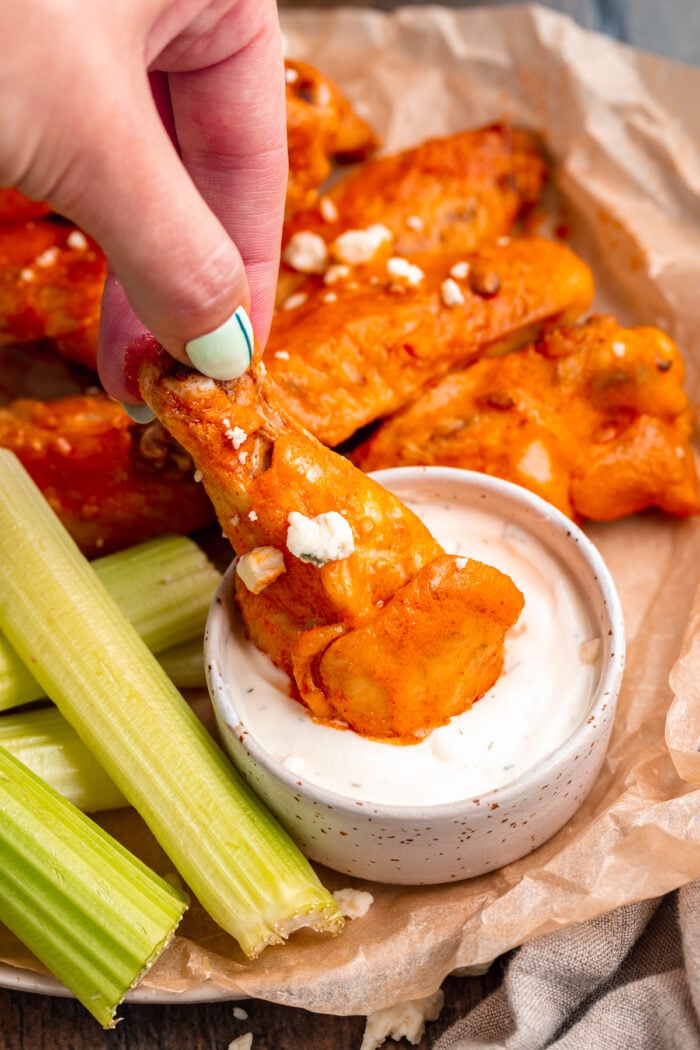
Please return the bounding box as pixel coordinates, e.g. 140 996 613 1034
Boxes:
224 489 600 806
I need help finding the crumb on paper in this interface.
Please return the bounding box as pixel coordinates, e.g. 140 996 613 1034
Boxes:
227 1035 253 1050
232 1005 249 1020
333 887 374 919
360 990 444 1050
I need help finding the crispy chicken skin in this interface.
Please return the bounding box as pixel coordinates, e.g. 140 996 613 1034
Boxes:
278 123 547 302
0 394 215 556
267 238 595 447
283 123 547 256
353 316 700 521
139 349 523 742
0 220 105 368
285 59 379 219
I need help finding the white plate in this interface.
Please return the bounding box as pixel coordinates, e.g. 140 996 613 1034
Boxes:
0 961 243 1003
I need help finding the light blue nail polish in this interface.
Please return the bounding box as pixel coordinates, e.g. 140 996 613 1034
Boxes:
185 306 254 381
121 402 156 424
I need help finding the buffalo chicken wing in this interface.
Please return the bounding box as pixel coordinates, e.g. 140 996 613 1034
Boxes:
0 220 105 369
285 59 378 219
267 237 595 446
353 315 700 521
139 350 523 742
278 123 547 302
0 393 215 556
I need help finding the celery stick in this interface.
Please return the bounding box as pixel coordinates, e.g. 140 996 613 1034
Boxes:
0 534 220 711
0 451 342 957
0 744 186 1027
157 636 207 689
0 706 126 813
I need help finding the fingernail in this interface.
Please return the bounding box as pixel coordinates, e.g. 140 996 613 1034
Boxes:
185 306 254 380
121 402 156 423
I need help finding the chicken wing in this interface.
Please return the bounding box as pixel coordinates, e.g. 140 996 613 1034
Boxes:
267 237 595 446
285 59 378 219
284 123 546 255
139 349 523 742
0 393 215 556
353 315 700 521
0 220 105 368
0 189 52 223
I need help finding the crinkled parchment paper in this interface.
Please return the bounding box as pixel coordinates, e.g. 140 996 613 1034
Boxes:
2 4 699 1016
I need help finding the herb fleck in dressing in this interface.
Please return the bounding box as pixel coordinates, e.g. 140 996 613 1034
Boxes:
225 492 599 805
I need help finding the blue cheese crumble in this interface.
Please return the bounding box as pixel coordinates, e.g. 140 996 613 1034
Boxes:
286 511 355 566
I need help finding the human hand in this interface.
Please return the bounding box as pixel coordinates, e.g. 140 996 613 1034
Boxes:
0 0 287 406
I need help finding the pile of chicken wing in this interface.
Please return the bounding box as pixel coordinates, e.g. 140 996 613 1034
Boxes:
1 62 697 741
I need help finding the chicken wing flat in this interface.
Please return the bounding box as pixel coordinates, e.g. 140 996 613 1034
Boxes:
353 315 699 521
0 394 215 556
267 237 595 447
0 220 105 368
284 59 378 219
283 123 546 258
140 350 523 742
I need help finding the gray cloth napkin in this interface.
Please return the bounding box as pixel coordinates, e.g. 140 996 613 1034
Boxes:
436 880 700 1050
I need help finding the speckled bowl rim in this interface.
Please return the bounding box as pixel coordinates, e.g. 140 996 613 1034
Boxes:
206 467 625 820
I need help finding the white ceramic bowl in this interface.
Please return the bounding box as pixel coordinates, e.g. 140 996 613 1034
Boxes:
206 468 625 885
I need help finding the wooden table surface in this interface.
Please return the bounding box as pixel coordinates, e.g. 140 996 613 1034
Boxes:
1 970 503 1049
2 4 696 1049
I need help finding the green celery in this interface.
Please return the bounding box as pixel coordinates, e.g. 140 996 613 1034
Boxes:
0 534 220 711
0 706 126 812
0 744 186 1027
0 450 342 958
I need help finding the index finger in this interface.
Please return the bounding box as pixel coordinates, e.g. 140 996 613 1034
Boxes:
165 3 287 348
